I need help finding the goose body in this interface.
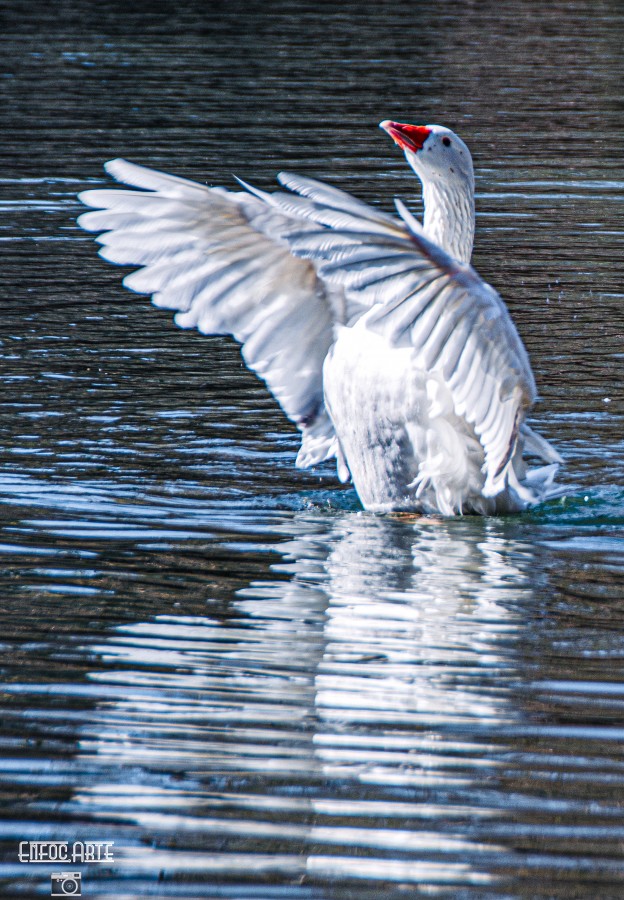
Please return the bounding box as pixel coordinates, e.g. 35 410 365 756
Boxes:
78 120 562 515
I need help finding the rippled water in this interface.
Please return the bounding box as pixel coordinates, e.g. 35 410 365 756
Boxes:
1 0 623 896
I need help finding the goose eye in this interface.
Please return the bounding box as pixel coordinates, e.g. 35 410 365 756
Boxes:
442 137 451 147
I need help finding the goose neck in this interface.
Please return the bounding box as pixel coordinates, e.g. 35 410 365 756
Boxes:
422 177 475 265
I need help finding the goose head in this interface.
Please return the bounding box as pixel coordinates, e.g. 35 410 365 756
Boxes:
380 120 475 263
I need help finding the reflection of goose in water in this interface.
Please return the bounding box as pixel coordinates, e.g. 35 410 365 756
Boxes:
71 513 533 888
79 122 562 515
311 515 525 733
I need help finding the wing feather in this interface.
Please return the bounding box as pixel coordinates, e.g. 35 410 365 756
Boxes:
277 172 403 230
78 159 339 468
281 182 537 494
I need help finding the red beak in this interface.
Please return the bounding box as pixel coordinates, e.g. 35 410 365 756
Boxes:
380 120 431 153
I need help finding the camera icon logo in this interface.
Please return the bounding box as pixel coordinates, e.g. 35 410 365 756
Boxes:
50 872 82 896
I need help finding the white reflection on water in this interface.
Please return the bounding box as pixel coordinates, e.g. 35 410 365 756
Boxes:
73 512 535 886
311 515 525 728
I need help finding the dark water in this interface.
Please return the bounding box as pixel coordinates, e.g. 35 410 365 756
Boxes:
1 0 623 896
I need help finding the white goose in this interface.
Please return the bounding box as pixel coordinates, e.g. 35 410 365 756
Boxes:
78 120 562 515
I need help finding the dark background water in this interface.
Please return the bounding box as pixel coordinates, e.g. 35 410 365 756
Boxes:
0 0 623 896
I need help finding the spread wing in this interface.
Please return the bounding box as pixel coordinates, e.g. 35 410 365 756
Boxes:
78 159 340 469
277 182 539 496
79 161 544 498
